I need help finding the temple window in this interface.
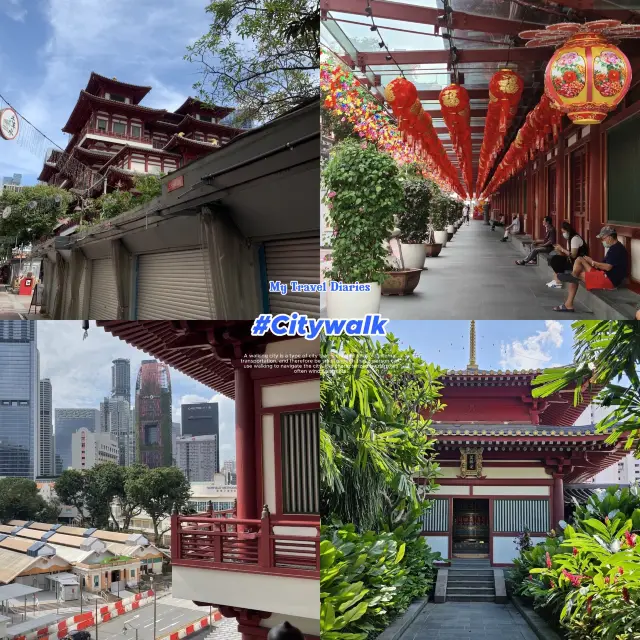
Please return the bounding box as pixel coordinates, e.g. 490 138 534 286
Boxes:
131 124 141 138
199 115 213 123
109 93 127 103
96 118 108 132
112 122 127 135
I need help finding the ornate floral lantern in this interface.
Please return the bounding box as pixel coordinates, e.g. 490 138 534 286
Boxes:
520 20 640 124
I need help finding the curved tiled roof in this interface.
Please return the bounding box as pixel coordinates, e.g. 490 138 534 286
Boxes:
173 114 243 136
174 96 234 119
62 91 167 134
85 72 152 104
162 134 221 154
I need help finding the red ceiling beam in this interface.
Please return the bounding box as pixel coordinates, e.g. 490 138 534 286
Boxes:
358 47 551 67
321 0 543 36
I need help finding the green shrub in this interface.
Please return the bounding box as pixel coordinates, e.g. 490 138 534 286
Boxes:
397 179 431 244
320 516 441 640
322 140 403 284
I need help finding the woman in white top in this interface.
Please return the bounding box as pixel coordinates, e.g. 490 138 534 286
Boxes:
547 221 588 288
500 213 521 241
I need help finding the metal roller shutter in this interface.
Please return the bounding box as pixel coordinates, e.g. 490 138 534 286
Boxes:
136 249 213 319
264 237 319 316
77 265 87 319
88 258 118 320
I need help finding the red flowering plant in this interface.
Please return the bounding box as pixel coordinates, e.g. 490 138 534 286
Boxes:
528 518 640 639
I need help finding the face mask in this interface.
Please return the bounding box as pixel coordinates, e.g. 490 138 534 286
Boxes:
562 232 570 239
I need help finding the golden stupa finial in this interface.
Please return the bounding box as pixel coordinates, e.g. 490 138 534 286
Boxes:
467 320 479 372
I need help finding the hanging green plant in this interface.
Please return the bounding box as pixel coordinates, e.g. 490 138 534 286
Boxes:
322 140 403 284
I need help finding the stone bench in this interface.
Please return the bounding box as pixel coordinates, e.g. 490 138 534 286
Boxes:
511 233 639 319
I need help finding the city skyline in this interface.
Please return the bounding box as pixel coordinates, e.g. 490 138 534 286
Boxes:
37 321 237 463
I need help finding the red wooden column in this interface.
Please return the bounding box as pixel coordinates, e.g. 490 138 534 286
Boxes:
235 365 258 520
588 125 603 260
556 135 566 228
552 473 565 528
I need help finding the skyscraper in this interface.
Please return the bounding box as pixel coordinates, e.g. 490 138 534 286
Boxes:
100 396 134 466
135 360 172 468
54 408 100 471
176 434 218 482
172 422 181 464
111 359 131 402
38 378 54 476
181 402 220 472
0 321 38 478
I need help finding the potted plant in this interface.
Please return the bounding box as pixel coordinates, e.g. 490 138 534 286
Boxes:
424 226 442 257
381 240 422 295
396 175 431 269
323 140 403 316
430 191 449 247
446 200 457 241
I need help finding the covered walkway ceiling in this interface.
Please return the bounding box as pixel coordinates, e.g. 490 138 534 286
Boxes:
321 0 640 187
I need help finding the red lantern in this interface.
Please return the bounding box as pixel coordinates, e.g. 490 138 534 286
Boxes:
384 78 418 117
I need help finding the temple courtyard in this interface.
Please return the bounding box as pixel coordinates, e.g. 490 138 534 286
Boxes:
397 602 538 640
378 221 639 320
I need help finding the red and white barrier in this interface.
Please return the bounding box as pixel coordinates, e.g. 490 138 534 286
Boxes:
17 591 156 640
157 610 223 640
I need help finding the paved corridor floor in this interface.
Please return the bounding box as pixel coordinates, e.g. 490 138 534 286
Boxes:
380 220 592 319
399 602 539 640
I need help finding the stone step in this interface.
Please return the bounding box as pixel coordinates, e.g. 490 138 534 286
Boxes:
447 576 494 585
446 586 495 595
448 570 494 577
447 593 496 603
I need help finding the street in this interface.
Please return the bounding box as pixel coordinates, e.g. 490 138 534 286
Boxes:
0 289 29 318
93 601 218 640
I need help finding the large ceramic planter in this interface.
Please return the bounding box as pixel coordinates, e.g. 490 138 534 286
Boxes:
326 282 381 317
382 268 422 296
447 224 455 241
434 229 448 247
424 242 442 258
400 243 427 270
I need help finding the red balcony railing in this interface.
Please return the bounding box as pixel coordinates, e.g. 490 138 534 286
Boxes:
80 123 156 146
171 506 320 579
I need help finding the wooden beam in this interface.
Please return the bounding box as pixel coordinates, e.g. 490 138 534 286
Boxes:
321 0 543 36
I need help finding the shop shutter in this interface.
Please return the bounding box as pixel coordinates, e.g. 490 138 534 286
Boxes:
77 265 87 319
264 237 319 316
88 258 118 320
136 249 213 319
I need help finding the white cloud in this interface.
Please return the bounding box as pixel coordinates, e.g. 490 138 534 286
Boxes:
36 321 235 458
3 0 27 21
500 321 565 370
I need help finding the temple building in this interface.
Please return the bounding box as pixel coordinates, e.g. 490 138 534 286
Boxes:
37 73 243 195
420 321 626 566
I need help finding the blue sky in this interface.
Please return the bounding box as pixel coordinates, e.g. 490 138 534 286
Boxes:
383 320 574 371
0 0 214 185
37 321 236 462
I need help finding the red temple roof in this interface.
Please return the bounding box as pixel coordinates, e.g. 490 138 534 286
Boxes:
85 72 152 104
162 135 221 154
62 91 168 134
174 96 234 120
173 114 243 137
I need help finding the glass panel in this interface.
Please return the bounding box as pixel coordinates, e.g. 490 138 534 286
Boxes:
112 122 126 135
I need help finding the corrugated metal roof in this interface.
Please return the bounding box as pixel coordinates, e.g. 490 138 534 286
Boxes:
93 530 136 543
56 525 88 537
0 548 38 584
30 523 54 531
47 544 98 565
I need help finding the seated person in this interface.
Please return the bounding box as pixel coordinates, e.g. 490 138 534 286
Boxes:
490 213 505 231
546 221 587 289
500 213 520 242
554 226 628 312
516 216 556 265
